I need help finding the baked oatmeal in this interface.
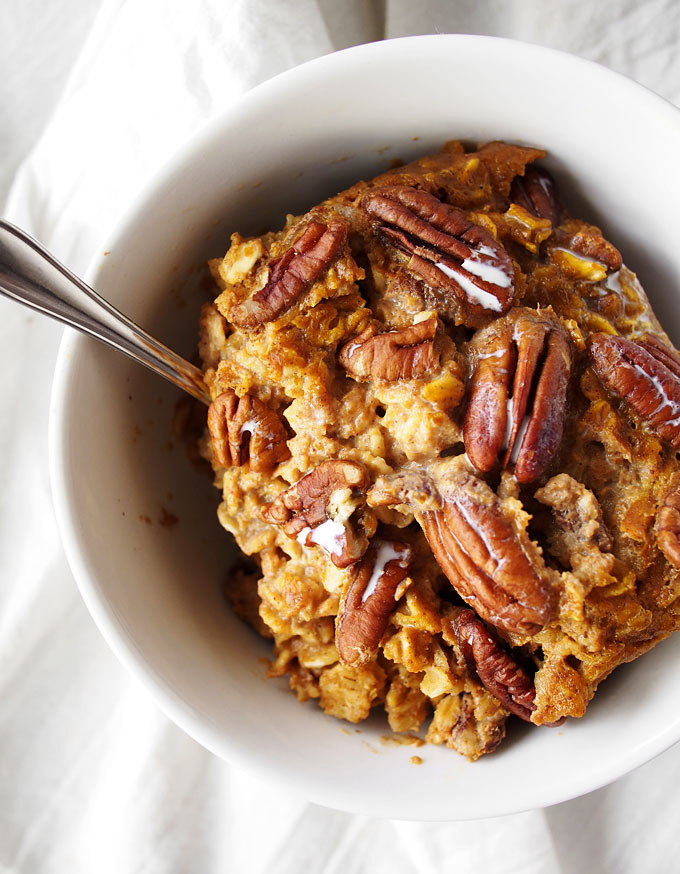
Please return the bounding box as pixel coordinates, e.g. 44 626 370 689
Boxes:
197 140 680 759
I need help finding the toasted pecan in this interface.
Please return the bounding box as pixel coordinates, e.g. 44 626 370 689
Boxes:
207 390 290 472
338 315 439 382
229 219 347 328
588 333 680 449
261 460 370 568
336 540 413 666
454 609 537 722
510 166 561 227
463 308 572 483
362 186 515 322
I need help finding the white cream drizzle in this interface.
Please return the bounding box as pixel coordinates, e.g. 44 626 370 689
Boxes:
361 542 405 604
435 261 503 312
510 415 531 464
461 245 512 289
307 518 346 556
477 348 507 360
238 418 259 437
501 398 530 463
633 363 680 428
553 246 606 268
604 270 623 294
296 526 312 546
502 398 515 452
452 500 507 574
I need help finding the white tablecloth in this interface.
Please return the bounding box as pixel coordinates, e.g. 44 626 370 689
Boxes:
2 1 680 871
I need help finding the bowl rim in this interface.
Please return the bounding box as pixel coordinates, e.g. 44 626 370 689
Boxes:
48 33 680 820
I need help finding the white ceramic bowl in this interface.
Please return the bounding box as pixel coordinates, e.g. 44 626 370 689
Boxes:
49 35 680 820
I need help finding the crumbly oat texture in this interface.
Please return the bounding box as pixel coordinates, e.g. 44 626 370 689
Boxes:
198 140 680 760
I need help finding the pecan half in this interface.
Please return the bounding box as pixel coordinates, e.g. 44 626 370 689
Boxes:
361 186 515 319
656 474 680 568
548 224 622 281
336 540 413 666
463 308 572 483
566 228 622 273
510 166 560 227
588 333 680 448
419 464 556 635
229 218 347 328
207 389 290 472
338 315 438 382
260 459 369 567
639 333 680 380
454 609 536 722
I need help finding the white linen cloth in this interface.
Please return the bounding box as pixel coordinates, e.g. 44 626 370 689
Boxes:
2 1 680 870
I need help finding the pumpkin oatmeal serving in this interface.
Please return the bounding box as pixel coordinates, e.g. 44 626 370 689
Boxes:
197 140 680 760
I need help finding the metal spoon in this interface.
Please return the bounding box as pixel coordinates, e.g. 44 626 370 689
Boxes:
0 219 211 405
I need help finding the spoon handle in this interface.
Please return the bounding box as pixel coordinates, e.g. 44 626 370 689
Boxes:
0 220 211 405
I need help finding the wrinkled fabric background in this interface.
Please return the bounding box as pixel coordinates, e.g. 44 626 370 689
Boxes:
2 1 680 871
